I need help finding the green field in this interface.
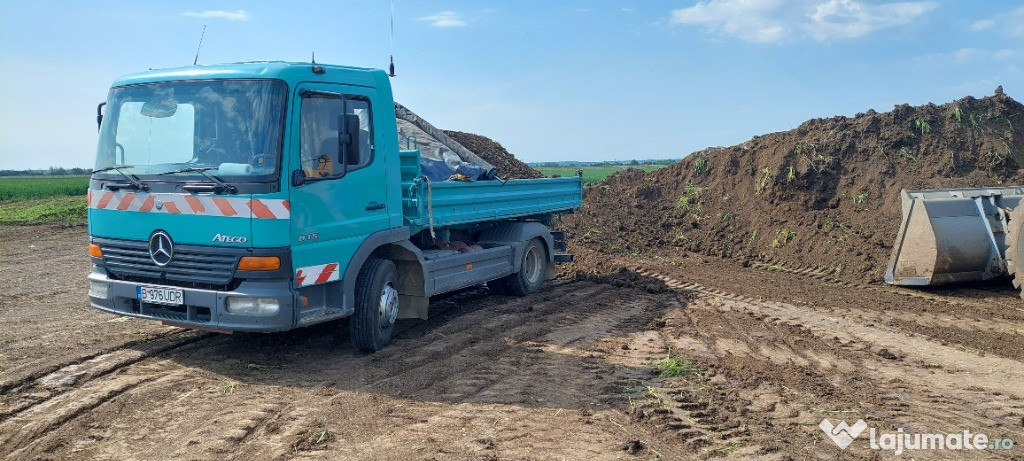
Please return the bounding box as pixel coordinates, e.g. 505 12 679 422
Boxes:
0 196 87 225
535 165 666 184
0 177 89 224
0 176 89 200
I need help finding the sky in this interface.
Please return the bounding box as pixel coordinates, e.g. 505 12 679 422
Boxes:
1 1 1022 169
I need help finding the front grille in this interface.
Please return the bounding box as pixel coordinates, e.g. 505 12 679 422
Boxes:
97 238 239 289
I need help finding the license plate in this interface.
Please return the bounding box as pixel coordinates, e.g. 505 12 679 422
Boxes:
137 285 184 306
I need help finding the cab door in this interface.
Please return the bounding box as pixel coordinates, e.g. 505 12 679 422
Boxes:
289 84 390 288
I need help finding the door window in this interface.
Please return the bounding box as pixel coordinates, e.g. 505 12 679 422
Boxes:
299 93 373 178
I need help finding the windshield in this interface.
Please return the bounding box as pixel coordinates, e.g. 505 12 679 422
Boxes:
95 79 287 182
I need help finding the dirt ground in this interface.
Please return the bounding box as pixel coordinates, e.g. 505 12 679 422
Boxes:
0 225 1022 460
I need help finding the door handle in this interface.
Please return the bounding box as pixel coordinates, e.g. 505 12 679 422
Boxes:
365 202 386 211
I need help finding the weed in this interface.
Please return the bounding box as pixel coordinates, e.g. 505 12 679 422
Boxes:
599 185 611 192
649 349 700 378
988 148 1007 166
720 211 734 222
293 427 332 452
714 441 747 455
755 168 773 195
786 165 796 183
952 106 963 123
748 229 758 245
222 381 240 395
1003 140 1013 158
822 218 856 235
684 183 703 197
914 118 932 137
795 142 833 172
694 156 709 175
854 193 868 204
796 403 859 414
676 196 691 210
583 227 600 237
898 146 917 163
770 229 796 248
969 113 983 133
675 232 689 243
245 363 280 372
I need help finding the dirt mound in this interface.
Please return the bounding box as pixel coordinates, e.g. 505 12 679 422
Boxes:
443 130 544 179
564 90 1024 282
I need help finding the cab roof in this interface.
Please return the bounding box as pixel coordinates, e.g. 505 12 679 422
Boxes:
110 61 391 91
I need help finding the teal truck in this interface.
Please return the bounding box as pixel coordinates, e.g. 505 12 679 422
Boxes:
87 62 582 351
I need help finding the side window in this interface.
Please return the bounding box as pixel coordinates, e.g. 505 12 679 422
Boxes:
299 93 373 178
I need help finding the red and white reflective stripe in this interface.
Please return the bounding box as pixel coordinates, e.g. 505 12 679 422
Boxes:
295 263 340 287
88 191 289 220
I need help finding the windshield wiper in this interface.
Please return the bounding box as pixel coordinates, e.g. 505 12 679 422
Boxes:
92 165 148 191
156 167 238 194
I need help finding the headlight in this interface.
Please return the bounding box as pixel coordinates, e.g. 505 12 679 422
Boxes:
89 280 108 299
225 297 280 316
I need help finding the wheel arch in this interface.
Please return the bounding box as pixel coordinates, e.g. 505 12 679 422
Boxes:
477 221 555 273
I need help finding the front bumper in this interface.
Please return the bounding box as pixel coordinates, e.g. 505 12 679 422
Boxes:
88 269 298 332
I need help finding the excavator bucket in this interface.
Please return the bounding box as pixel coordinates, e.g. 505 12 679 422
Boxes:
885 187 1024 286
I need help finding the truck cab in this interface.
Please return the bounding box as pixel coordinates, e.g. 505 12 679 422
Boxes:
88 62 581 351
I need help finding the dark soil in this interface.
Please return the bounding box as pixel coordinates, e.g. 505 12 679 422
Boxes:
564 90 1024 282
443 130 544 179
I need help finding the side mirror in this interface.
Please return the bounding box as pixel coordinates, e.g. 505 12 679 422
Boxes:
292 169 307 187
96 102 106 131
336 113 360 179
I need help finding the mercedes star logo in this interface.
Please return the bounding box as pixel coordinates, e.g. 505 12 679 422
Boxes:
149 230 174 266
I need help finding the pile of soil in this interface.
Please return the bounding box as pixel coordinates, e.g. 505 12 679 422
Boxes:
443 130 544 179
563 89 1024 282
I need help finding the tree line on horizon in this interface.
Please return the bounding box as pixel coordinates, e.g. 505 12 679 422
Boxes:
1 167 92 177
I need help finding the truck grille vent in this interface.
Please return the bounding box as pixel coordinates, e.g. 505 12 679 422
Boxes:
96 238 239 289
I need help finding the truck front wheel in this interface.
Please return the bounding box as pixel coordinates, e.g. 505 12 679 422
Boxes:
496 238 548 296
350 258 399 352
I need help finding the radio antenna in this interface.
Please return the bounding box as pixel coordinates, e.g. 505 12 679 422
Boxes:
193 25 207 66
388 0 396 77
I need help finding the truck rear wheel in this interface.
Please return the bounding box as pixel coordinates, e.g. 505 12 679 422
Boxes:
497 239 547 296
350 258 399 352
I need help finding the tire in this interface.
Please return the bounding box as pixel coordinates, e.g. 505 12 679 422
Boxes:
1004 205 1024 299
350 258 400 352
497 239 548 296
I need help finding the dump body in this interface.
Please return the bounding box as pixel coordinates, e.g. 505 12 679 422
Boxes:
398 150 582 234
885 187 1024 286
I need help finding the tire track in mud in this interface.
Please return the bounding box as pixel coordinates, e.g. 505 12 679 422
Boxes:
0 331 216 456
751 260 1024 314
633 266 1024 453
251 281 676 460
615 254 1024 361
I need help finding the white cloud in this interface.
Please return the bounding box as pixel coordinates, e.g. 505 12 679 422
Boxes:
182 10 250 22
915 47 1024 66
804 0 937 41
669 0 935 44
969 5 1024 37
417 11 466 28
670 0 789 43
970 19 995 31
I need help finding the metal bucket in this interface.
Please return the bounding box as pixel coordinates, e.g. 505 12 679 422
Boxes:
885 187 1024 286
